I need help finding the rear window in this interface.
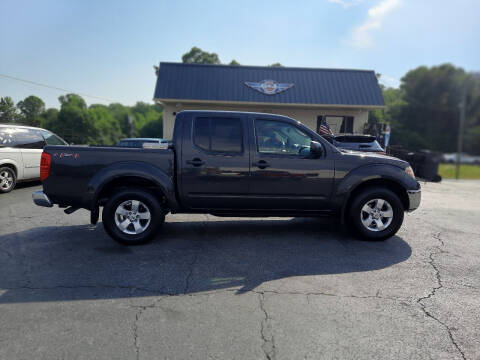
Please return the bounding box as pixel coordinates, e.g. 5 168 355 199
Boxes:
193 117 242 153
0 127 18 147
14 129 46 149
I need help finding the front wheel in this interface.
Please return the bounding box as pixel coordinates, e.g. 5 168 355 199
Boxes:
348 187 404 241
102 188 165 245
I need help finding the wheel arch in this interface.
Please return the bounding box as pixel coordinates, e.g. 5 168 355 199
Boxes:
85 162 179 213
0 161 18 177
341 177 409 223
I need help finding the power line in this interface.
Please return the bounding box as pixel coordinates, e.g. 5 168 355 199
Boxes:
0 73 121 103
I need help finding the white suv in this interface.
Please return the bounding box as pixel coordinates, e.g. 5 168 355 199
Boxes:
0 124 68 193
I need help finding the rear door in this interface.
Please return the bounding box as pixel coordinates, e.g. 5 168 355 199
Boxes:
14 129 46 179
180 114 250 209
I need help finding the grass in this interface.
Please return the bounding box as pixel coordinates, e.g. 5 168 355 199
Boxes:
438 163 480 179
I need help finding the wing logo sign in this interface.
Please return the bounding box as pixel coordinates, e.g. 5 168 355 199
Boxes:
244 79 294 95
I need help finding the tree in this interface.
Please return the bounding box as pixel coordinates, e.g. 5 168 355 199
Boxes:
40 108 59 130
394 64 468 152
17 95 45 127
0 97 19 123
131 102 163 137
269 63 283 67
88 105 123 145
108 103 132 137
229 59 240 66
55 94 93 144
182 47 221 64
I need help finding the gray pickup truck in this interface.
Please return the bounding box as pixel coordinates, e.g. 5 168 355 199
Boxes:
33 110 421 245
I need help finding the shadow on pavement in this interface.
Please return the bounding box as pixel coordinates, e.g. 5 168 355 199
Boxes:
12 180 41 190
0 217 411 303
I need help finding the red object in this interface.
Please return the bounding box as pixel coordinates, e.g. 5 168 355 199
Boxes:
40 152 51 181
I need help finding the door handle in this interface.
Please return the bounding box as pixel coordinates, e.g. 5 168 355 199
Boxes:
253 160 270 169
186 158 205 167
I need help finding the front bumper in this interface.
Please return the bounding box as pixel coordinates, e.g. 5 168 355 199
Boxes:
407 189 421 211
32 190 53 208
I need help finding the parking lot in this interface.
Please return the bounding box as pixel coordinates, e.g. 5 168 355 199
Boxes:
0 181 479 359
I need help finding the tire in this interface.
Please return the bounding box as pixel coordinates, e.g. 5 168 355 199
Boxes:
348 187 404 241
102 188 165 245
0 167 16 194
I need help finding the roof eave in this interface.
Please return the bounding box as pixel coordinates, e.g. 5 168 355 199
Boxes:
154 98 385 110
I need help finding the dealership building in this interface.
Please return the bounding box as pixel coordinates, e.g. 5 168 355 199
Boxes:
154 62 384 139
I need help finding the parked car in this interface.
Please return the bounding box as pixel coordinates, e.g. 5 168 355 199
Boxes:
33 111 421 245
0 124 68 193
116 138 169 148
443 152 477 164
324 134 386 154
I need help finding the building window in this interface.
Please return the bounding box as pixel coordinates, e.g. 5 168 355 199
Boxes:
317 116 354 134
193 117 243 153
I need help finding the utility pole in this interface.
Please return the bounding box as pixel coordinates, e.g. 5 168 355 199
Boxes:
128 114 134 138
455 84 467 180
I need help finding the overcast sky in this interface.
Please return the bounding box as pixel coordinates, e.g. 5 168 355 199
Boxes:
1 0 479 109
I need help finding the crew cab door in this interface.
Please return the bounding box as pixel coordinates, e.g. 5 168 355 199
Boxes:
248 117 334 211
179 114 250 209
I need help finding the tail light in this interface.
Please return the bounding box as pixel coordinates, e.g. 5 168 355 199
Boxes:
40 152 51 181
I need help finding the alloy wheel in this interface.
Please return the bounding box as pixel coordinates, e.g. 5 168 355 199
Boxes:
0 170 14 191
360 198 394 232
114 200 151 235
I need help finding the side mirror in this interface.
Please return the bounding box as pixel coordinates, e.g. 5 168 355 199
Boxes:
310 141 323 157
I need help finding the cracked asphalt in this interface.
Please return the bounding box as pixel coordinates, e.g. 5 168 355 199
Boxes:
1 180 479 359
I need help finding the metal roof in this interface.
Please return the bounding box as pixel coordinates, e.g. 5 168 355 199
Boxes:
154 62 384 107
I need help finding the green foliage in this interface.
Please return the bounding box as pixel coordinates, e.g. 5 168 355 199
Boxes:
0 96 19 123
464 125 480 155
373 64 480 154
40 108 59 129
108 103 132 137
268 63 284 67
182 47 221 64
88 105 123 145
55 94 94 144
229 59 241 66
17 95 45 127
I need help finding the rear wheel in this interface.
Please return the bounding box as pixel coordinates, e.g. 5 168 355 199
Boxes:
0 167 16 193
102 188 164 245
348 187 404 241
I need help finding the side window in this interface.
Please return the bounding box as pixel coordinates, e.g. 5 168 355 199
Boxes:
0 128 18 147
40 130 66 145
255 119 312 155
14 129 46 149
193 117 210 151
193 117 242 153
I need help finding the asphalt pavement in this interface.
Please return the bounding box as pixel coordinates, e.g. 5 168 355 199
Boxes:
0 180 479 359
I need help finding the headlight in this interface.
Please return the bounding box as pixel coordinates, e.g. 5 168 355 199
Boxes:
405 166 415 179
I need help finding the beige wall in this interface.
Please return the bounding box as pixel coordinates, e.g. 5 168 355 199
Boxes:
161 101 370 139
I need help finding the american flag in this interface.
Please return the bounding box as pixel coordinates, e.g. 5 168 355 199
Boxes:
318 117 334 136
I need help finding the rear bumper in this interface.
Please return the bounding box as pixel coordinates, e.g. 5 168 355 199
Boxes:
407 189 421 211
32 190 53 208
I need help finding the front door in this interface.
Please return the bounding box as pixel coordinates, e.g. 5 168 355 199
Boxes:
248 117 334 211
180 114 250 209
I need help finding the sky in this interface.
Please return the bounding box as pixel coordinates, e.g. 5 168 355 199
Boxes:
1 0 479 109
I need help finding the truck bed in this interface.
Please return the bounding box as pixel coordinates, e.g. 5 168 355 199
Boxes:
42 145 174 209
